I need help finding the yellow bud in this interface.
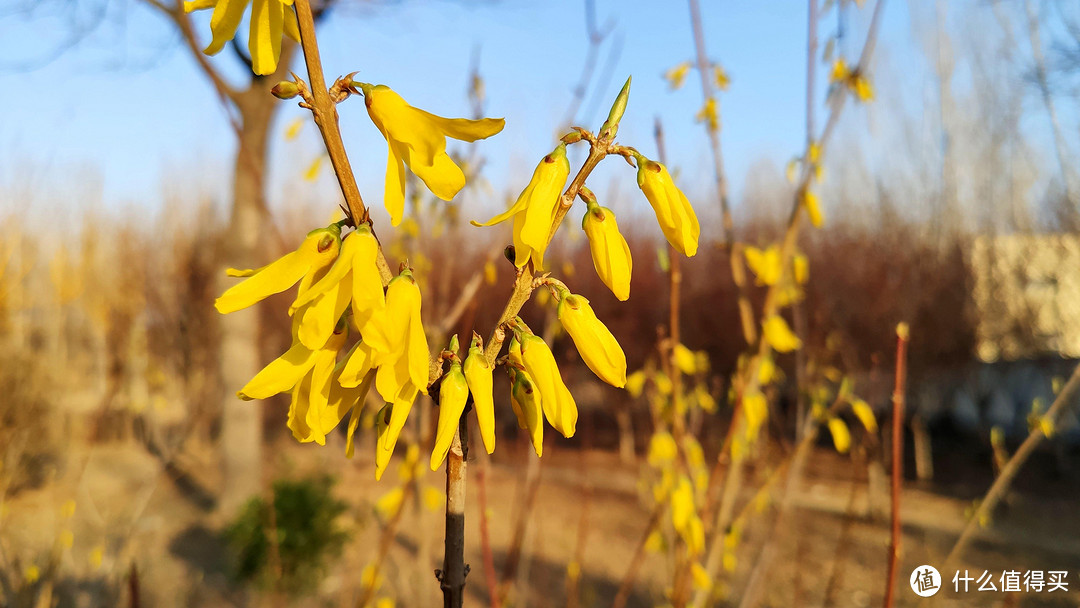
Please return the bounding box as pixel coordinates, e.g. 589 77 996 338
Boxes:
830 59 850 83
762 315 802 353
626 370 647 398
713 64 731 90
512 371 544 456
828 417 851 454
647 431 678 466
802 189 824 228
851 399 878 433
271 80 300 99
557 293 627 388
582 203 633 301
743 390 768 442
664 61 692 89
744 245 782 286
636 157 700 257
667 343 694 376
431 362 470 471
520 334 578 437
464 341 496 454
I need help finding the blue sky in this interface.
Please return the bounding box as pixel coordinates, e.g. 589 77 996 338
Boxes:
1 0 1070 229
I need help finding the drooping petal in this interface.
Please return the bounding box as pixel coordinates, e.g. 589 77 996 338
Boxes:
296 272 352 350
375 382 418 480
339 340 377 388
238 341 317 400
205 0 248 56
248 0 283 76
343 369 375 459
417 110 505 142
464 345 495 454
303 339 341 446
216 228 339 314
282 3 300 41
520 334 577 438
430 363 469 470
396 144 465 202
384 140 407 226
286 368 314 442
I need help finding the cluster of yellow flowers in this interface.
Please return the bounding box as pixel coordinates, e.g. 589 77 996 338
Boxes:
194 0 707 478
830 58 875 102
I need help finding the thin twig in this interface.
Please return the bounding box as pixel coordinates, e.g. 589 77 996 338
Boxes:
883 324 909 608
942 362 1080 571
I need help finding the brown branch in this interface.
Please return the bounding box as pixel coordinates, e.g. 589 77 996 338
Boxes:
883 324 909 608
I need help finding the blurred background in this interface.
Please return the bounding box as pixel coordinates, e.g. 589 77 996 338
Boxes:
2 0 1080 606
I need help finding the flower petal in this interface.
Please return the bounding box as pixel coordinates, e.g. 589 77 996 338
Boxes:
205 0 248 56
416 110 505 142
248 0 283 76
238 341 317 400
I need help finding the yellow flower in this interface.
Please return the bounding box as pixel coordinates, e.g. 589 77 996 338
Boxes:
713 65 731 91
464 336 496 454
672 344 698 376
24 564 40 584
671 476 705 555
691 562 712 591
635 155 700 257
556 292 627 388
743 390 768 442
371 271 430 400
582 201 632 301
694 385 717 413
518 332 577 438
793 253 809 284
851 399 877 433
695 98 720 132
744 245 782 286
625 370 647 398
472 144 570 270
647 431 678 466
830 59 850 83
216 225 341 314
290 226 385 348
828 417 851 453
664 61 692 89
277 326 355 445
357 83 504 226
184 0 300 75
850 74 874 102
511 369 544 456
238 321 341 402
375 383 419 480
430 362 469 470
762 315 802 353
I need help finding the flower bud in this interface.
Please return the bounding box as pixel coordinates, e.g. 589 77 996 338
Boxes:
512 371 545 457
557 292 627 388
635 155 700 257
430 362 469 470
599 76 631 139
272 81 300 99
519 333 577 438
582 197 632 301
464 336 496 454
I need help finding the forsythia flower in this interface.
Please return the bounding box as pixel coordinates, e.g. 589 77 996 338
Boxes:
371 271 430 401
713 65 731 90
635 154 700 257
828 417 851 453
376 383 420 480
216 225 341 314
430 361 469 470
472 144 570 270
625 370 647 398
801 188 824 228
695 98 720 132
285 328 371 446
518 330 578 438
830 59 850 83
850 75 874 102
582 200 633 301
851 399 877 433
357 83 505 226
511 369 545 456
464 336 496 454
743 390 768 442
556 291 627 388
184 0 300 75
664 61 692 89
762 315 802 353
744 245 781 286
671 476 705 555
290 226 385 348
672 344 698 376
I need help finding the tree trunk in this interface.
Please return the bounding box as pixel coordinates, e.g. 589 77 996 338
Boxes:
217 63 291 515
